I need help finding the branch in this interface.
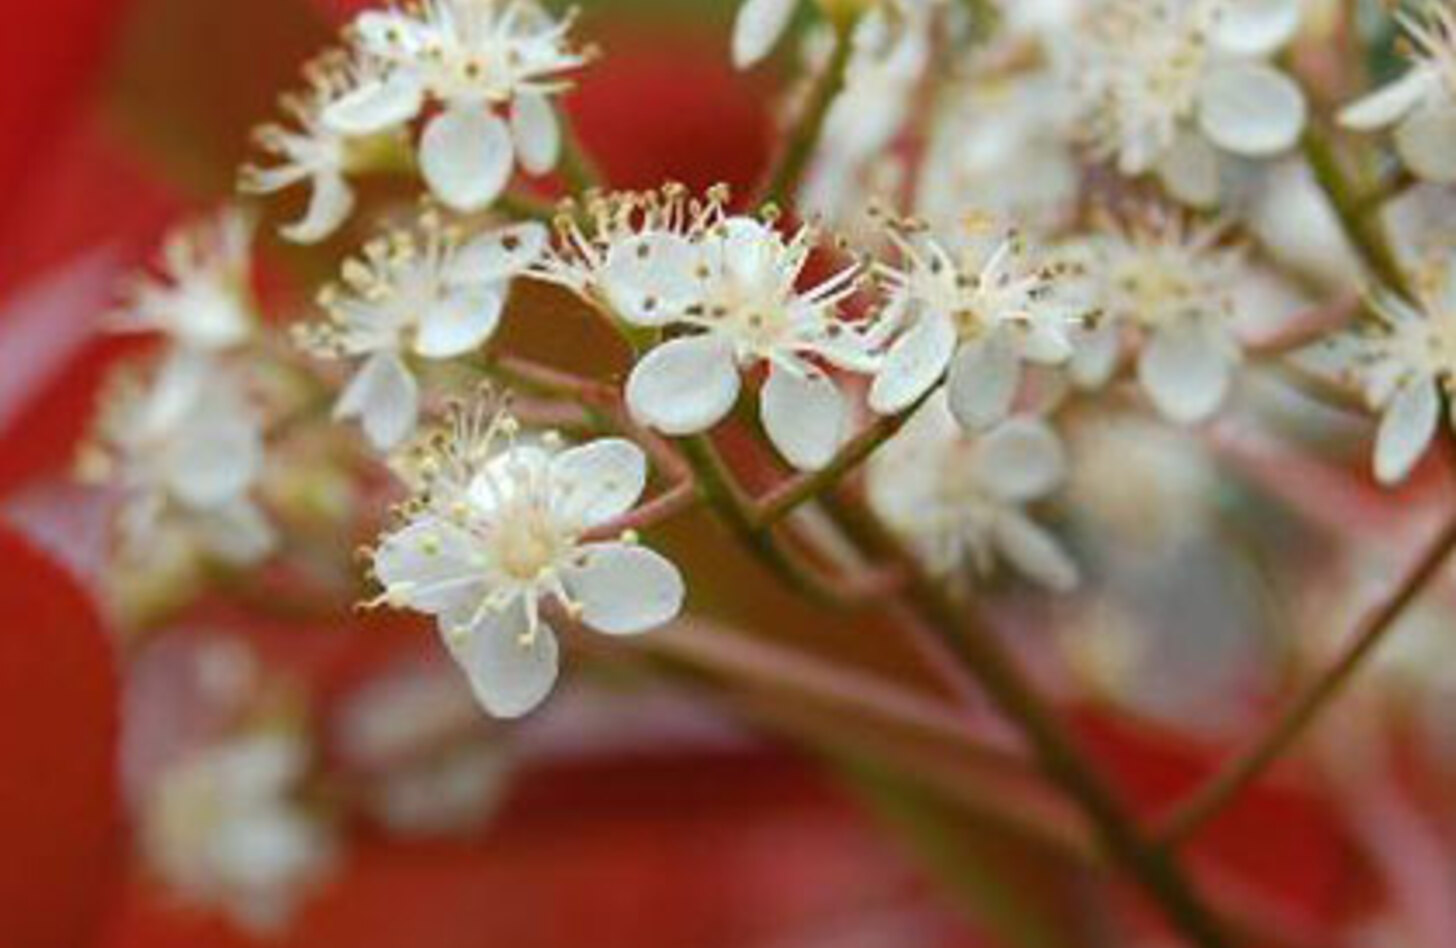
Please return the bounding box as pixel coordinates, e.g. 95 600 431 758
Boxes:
755 17 856 209
1302 125 1411 298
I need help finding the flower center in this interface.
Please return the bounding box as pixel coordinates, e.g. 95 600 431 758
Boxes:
493 505 568 582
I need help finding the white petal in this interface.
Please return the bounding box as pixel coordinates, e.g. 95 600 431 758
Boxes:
1069 320 1121 388
1210 0 1301 56
373 517 484 615
335 351 419 449
440 605 559 719
1374 376 1440 485
626 334 741 435
564 543 685 635
600 233 702 326
868 309 956 415
1395 104 1456 183
716 217 776 288
760 364 847 471
1339 69 1434 131
414 286 504 358
946 334 1021 431
322 73 424 135
550 438 648 529
733 0 797 68
420 108 514 212
448 222 548 285
166 413 261 509
1138 320 1232 424
1156 130 1222 207
994 511 1079 593
510 92 561 176
199 498 277 565
1197 62 1307 157
978 417 1066 503
280 173 355 244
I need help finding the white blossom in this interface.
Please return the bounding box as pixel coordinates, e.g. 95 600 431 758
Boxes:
240 50 407 244
535 185 889 471
1073 0 1307 206
370 403 686 718
867 216 1087 431
112 208 256 351
1309 261 1456 485
1065 211 1245 424
867 390 1079 590
300 213 546 450
140 731 333 932
1340 3 1456 184
325 0 586 211
83 350 275 568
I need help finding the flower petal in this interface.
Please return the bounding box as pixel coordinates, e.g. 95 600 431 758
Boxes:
550 438 648 529
1339 69 1434 131
1210 0 1301 56
1069 319 1121 388
440 605 559 719
280 173 355 244
510 92 561 176
1156 129 1222 207
1137 320 1233 424
335 351 419 449
564 543 685 635
1395 103 1456 183
198 499 277 566
994 511 1079 592
420 107 514 212
760 364 847 471
1374 376 1440 485
978 417 1066 503
414 286 504 358
868 309 956 415
626 334 741 435
733 0 797 68
165 409 261 509
1197 61 1307 157
373 517 485 615
600 232 702 326
322 72 424 135
447 222 548 284
945 333 1021 431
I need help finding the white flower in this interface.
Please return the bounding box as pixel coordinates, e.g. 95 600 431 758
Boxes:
1066 211 1245 424
867 390 1079 590
84 350 275 568
240 50 406 244
867 217 1086 430
1073 0 1307 206
325 0 586 211
301 213 546 450
141 731 333 932
1339 3 1456 184
536 185 887 471
112 208 256 350
733 0 926 68
1309 262 1456 485
370 403 686 718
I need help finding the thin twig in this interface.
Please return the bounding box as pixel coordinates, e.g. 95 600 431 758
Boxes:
755 18 856 209
1302 125 1411 298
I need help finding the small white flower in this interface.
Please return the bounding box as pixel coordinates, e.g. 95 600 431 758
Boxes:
301 213 546 450
325 0 587 211
867 390 1079 590
370 403 686 718
112 208 256 351
1066 211 1245 424
536 185 887 471
867 216 1086 431
1073 0 1307 206
733 0 925 68
84 350 275 568
141 731 333 932
1339 2 1456 184
1309 261 1456 485
240 50 407 244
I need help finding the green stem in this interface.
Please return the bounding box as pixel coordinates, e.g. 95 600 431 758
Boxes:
557 110 605 195
1154 505 1456 848
1302 125 1410 297
755 17 856 209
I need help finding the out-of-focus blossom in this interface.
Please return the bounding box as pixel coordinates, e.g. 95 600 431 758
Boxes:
139 730 334 932
324 0 587 211
867 390 1079 589
371 403 685 718
868 217 1086 429
300 213 546 450
1065 210 1246 424
1340 2 1456 184
1073 0 1307 206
